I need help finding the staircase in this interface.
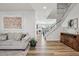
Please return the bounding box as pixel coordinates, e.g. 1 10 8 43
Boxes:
44 3 75 40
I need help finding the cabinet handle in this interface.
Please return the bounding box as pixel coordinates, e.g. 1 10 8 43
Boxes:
74 36 76 38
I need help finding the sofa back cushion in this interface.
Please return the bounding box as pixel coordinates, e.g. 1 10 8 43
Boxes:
0 34 7 41
8 33 23 41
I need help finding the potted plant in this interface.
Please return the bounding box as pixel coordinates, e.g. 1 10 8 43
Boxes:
29 38 37 47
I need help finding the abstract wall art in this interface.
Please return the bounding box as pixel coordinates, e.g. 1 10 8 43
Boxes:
68 18 78 29
3 17 22 29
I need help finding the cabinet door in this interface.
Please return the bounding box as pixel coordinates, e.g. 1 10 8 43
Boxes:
73 39 79 51
68 36 74 47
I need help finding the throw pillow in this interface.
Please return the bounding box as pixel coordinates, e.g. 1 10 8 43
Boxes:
14 33 22 41
0 34 7 41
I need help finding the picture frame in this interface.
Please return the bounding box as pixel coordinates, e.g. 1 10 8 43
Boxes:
3 16 22 29
68 18 78 29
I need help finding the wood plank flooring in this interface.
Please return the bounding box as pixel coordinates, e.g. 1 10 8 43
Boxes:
27 41 79 56
27 34 79 56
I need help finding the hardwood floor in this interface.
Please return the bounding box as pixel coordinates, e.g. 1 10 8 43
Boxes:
27 35 79 56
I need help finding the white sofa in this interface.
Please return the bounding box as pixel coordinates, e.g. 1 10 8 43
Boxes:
0 33 30 50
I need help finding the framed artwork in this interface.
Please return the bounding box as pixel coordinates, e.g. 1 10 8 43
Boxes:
3 17 22 29
68 18 78 29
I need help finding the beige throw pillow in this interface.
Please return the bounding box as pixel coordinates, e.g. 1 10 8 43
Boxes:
0 34 7 41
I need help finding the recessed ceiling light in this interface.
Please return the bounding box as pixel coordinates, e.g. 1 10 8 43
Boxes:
43 6 47 9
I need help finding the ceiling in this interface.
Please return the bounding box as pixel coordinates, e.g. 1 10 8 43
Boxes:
0 3 71 20
31 3 57 20
0 3 57 20
0 3 34 11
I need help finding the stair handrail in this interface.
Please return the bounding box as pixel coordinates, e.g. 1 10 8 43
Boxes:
44 3 75 36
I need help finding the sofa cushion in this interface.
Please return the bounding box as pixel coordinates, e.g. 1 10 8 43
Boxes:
8 33 15 40
0 34 7 41
8 33 22 41
0 39 28 46
14 33 22 41
0 39 29 49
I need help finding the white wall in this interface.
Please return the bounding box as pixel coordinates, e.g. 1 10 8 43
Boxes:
46 26 62 41
62 4 79 34
0 11 35 37
36 19 56 24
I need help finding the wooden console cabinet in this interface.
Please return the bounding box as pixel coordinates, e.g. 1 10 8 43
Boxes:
60 33 79 51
